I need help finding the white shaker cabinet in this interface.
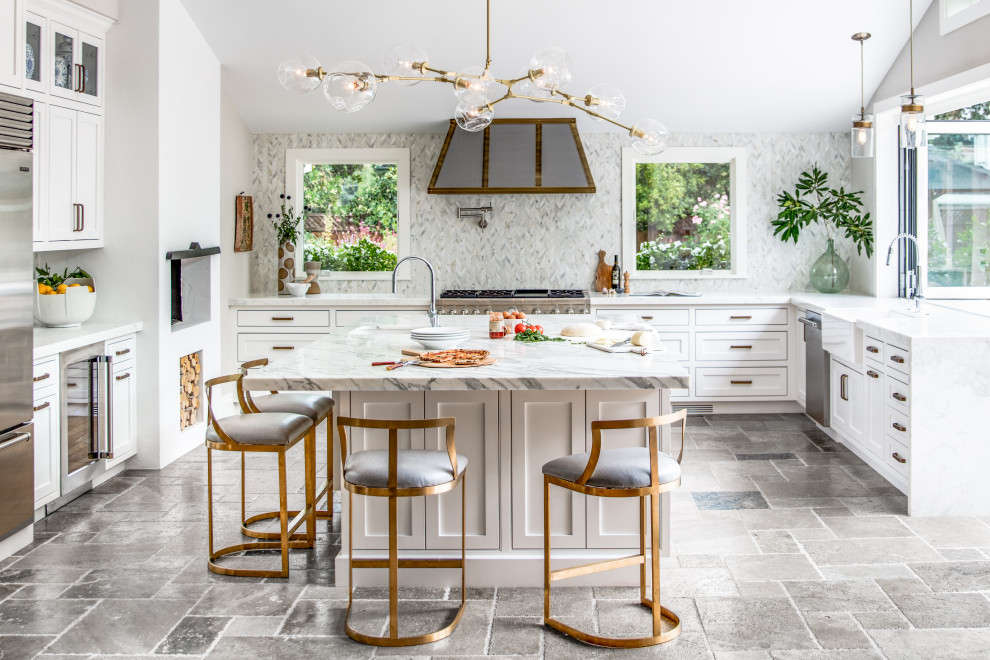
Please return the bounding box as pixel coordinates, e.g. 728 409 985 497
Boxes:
863 366 885 458
47 19 102 106
0 0 22 89
829 357 866 450
43 105 100 244
106 341 137 468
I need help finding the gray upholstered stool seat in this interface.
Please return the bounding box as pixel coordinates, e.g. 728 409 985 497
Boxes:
542 447 681 489
251 393 335 423
344 450 468 489
206 412 312 446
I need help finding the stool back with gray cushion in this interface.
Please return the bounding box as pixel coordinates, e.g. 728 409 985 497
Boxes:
239 359 335 541
337 415 467 647
542 409 687 648
203 374 317 579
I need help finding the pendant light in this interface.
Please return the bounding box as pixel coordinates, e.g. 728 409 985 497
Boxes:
900 0 925 149
851 33 874 158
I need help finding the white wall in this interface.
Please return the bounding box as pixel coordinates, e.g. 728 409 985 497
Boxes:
219 91 254 376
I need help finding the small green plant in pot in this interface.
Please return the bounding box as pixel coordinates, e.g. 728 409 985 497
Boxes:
773 166 874 293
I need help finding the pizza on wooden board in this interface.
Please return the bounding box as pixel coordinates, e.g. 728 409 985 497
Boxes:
419 349 490 365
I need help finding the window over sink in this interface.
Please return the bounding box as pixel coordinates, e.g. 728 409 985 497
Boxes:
621 146 747 279
285 148 410 280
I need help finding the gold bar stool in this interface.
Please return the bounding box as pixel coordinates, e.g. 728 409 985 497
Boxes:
542 409 687 648
337 416 468 647
239 358 335 546
204 374 317 578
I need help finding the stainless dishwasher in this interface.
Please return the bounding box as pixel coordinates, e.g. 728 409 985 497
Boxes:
799 311 829 427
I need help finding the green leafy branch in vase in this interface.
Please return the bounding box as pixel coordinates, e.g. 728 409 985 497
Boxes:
268 194 309 245
772 165 874 258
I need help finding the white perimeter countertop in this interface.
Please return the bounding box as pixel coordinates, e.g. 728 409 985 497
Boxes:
229 293 433 307
34 321 144 359
242 316 688 392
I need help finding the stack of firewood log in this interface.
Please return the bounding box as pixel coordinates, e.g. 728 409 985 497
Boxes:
179 352 201 430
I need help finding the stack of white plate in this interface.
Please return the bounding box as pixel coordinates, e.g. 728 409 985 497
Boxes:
410 326 471 350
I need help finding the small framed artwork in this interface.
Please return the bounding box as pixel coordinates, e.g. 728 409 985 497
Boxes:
234 195 253 252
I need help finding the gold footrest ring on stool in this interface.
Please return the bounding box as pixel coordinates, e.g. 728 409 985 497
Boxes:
240 477 333 544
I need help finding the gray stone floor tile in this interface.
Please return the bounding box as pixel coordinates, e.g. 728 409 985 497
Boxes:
750 530 801 554
801 538 944 565
738 509 823 530
7 583 70 599
869 627 990 659
662 567 740 598
783 580 896 613
48 599 195 654
875 577 933 597
725 554 821 582
60 569 177 599
499 587 591 618
939 548 987 561
0 567 89 585
901 517 990 548
696 597 816 651
193 583 302 617
0 635 56 660
821 516 914 538
221 615 285 637
817 564 916 580
769 651 882 660
908 560 990 592
802 611 873 649
890 592 990 628
154 615 230 654
678 554 727 568
693 492 770 511
854 609 912 630
10 543 165 569
374 601 492 656
735 581 789 598
279 598 346 635
207 635 374 659
814 506 855 518
488 616 542 655
0 599 96 634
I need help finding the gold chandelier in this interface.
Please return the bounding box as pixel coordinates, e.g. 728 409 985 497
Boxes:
277 0 668 155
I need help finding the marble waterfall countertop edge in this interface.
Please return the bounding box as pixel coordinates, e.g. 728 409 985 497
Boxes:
229 293 433 307
34 320 144 359
241 316 689 392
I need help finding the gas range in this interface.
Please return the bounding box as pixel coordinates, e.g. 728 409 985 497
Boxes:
437 289 590 316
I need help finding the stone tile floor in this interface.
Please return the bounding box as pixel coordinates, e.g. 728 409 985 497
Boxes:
2 413 990 658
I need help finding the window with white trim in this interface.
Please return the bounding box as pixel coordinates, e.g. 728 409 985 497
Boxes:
940 0 990 35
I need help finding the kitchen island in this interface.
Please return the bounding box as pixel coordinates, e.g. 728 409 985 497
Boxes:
242 315 689 587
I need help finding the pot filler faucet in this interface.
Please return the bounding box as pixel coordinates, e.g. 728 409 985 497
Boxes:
392 256 440 327
886 233 924 312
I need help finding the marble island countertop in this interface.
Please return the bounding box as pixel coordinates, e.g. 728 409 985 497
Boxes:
242 316 689 392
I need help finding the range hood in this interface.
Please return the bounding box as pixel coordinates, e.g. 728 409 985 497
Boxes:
428 118 596 194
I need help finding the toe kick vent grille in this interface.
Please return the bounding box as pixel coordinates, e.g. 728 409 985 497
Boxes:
672 402 714 416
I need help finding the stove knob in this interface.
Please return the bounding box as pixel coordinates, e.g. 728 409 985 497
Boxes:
551 308 560 314
566 308 574 314
533 308 542 315
461 309 470 315
439 309 447 315
472 309 481 315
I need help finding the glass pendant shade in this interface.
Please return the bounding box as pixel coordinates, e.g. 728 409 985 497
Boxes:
512 75 552 100
528 47 573 91
277 54 322 93
323 61 377 112
586 83 625 121
900 94 926 149
454 94 494 132
453 66 500 103
630 119 669 155
851 114 874 158
383 43 429 85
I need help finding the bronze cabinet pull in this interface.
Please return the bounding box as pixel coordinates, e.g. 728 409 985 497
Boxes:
892 392 907 402
730 380 753 385
33 401 50 412
866 345 879 353
66 382 78 388
115 372 131 381
892 422 907 432
80 204 84 231
640 315 653 320
867 370 879 379
80 64 86 93
890 355 905 364
271 316 294 321
33 373 51 382
729 315 752 320
840 374 848 401
272 346 294 350
730 345 752 349
115 348 131 356
892 452 907 464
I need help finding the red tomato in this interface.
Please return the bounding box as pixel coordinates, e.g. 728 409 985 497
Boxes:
533 325 544 334
514 322 527 334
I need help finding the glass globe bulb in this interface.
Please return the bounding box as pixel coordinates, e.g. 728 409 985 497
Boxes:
528 47 573 91
511 75 552 100
900 94 926 149
629 119 669 155
323 60 377 112
585 83 626 121
454 95 494 132
383 43 429 86
453 66 500 103
851 113 874 158
277 54 322 94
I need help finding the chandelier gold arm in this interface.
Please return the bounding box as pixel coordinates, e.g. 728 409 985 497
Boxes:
305 67 327 81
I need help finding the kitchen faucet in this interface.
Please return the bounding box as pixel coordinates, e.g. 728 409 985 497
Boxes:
392 256 439 327
885 233 924 312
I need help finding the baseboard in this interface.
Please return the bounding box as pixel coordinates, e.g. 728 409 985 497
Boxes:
0 526 33 562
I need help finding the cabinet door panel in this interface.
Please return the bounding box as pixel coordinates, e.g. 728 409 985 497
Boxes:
24 10 45 92
33 391 60 508
107 362 136 467
49 22 75 101
511 391 585 549
77 32 101 105
864 368 884 458
74 111 100 239
830 359 865 447
425 391 499 550
586 390 660 549
46 105 75 241
0 0 20 89
346 392 425 550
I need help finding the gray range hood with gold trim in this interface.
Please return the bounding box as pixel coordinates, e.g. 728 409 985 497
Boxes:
428 118 595 194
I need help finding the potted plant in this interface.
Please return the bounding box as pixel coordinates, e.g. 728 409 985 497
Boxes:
35 264 97 327
772 166 874 293
268 194 308 295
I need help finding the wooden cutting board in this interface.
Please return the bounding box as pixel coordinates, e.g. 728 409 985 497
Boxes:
595 250 612 291
401 349 496 369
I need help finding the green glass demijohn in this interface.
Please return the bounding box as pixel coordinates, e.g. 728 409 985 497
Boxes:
809 238 850 293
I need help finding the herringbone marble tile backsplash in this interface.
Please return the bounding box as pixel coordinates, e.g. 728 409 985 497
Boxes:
252 131 851 295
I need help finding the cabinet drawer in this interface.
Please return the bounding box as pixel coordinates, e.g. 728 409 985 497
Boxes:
886 375 910 411
335 309 429 327
695 307 788 326
886 407 910 441
106 335 137 363
884 433 910 480
657 332 690 361
33 356 58 391
694 367 788 398
864 335 884 365
236 333 324 363
695 331 788 362
237 309 331 328
619 309 690 327
886 344 910 376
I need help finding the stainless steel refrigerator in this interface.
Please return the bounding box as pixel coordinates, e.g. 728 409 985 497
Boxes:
0 91 36 543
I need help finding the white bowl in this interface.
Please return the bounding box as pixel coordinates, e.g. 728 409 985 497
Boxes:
410 326 469 336
414 337 468 350
285 282 310 297
35 278 97 327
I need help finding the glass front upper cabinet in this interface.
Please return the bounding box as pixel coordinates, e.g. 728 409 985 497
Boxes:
24 13 44 92
48 22 102 107
52 27 73 93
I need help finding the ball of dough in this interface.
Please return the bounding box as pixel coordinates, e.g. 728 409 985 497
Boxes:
560 323 605 338
631 331 654 347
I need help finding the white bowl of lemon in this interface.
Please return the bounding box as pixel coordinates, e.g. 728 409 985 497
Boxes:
35 277 97 327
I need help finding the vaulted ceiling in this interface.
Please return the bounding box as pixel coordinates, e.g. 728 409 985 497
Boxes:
179 0 933 134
